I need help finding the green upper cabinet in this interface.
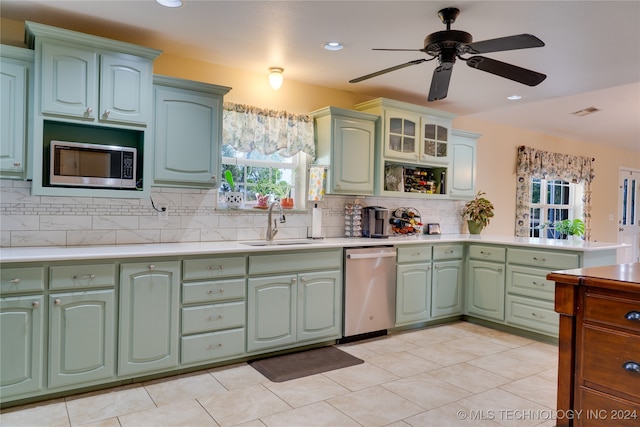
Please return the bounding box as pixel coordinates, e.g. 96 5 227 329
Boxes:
152 76 231 188
311 106 377 195
0 46 34 179
449 129 479 200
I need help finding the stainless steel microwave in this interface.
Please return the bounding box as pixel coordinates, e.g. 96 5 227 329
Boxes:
50 140 137 189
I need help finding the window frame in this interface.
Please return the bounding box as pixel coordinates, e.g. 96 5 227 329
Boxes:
529 178 584 238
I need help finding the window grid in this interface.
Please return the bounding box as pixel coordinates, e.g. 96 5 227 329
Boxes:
529 178 583 238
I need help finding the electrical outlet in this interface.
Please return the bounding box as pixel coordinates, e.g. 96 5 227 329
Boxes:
158 206 168 218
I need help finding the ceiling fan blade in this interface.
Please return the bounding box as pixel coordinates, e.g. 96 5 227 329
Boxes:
373 48 425 52
466 56 546 86
349 59 428 83
465 34 545 54
428 63 453 101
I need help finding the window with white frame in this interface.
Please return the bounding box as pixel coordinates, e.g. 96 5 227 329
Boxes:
529 178 584 238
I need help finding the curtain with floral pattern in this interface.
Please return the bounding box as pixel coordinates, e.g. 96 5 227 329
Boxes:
222 103 315 158
515 146 595 240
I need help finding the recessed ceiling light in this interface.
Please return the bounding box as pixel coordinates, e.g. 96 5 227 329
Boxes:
156 0 182 8
507 95 522 100
323 42 344 51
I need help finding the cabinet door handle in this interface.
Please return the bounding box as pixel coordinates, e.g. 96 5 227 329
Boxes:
4 278 21 284
103 109 111 117
623 362 640 374
85 107 93 115
32 301 40 309
497 267 503 272
13 162 21 167
625 311 640 322
54 299 61 306
72 274 96 280
149 264 156 271
292 277 297 284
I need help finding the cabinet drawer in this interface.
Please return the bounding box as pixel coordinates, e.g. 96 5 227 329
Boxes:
506 265 556 301
182 279 245 304
181 301 245 335
506 295 559 336
507 248 579 270
249 249 341 275
584 291 640 334
397 245 432 263
180 328 245 365
49 264 115 290
581 324 640 401
1 266 45 294
183 256 246 281
433 244 463 260
578 386 640 427
469 245 505 263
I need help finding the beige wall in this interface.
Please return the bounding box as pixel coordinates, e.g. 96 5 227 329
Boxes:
3 17 638 243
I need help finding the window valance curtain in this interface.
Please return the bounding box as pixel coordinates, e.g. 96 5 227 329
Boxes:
515 146 595 239
222 102 315 159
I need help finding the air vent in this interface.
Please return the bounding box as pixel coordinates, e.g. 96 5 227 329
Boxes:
571 107 600 117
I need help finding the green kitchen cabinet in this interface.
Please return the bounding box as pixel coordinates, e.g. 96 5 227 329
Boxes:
312 106 377 195
395 245 433 326
467 260 505 321
296 269 342 342
0 46 33 179
153 76 231 188
449 130 478 199
48 290 115 388
118 261 180 376
431 245 464 319
0 295 44 400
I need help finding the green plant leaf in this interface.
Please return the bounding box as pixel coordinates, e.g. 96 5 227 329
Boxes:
224 170 236 192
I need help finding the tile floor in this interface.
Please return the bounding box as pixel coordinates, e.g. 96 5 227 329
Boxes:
0 322 559 427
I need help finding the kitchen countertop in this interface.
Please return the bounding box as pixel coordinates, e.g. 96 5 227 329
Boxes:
0 234 627 263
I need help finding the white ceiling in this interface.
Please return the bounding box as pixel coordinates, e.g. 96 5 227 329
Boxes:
2 0 640 152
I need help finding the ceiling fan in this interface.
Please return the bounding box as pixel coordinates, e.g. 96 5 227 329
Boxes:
349 7 547 101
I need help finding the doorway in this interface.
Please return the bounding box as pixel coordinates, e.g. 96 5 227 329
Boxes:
618 168 640 263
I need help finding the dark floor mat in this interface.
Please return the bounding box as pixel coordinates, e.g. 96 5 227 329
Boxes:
248 346 364 382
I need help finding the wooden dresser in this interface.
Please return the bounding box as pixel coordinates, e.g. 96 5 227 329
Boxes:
549 263 640 427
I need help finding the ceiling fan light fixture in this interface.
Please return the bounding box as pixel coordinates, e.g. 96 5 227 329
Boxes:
323 41 344 51
156 0 182 7
268 67 284 90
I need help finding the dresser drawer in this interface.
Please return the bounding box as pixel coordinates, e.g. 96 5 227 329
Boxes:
506 265 556 301
181 301 245 335
578 386 640 427
182 278 245 304
183 256 246 281
584 291 640 334
581 324 640 401
49 263 115 290
508 248 579 270
506 295 559 336
433 244 463 260
249 249 341 275
1 266 45 294
468 245 506 263
181 328 245 365
397 245 431 263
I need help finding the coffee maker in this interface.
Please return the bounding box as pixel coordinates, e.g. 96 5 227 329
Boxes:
362 206 389 238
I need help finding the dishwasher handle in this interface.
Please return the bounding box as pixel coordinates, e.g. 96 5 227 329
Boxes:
347 252 396 260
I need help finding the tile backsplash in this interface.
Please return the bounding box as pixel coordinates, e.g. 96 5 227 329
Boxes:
0 179 465 247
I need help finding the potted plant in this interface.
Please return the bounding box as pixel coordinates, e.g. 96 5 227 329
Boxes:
224 170 243 209
461 191 495 234
553 218 585 240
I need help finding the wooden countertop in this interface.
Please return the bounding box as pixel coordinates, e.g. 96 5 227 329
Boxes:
548 263 640 293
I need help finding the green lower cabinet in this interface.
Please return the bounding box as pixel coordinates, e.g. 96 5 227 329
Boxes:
48 290 115 388
247 274 297 352
431 260 464 318
467 260 505 321
118 261 180 376
396 263 432 325
0 296 44 399
296 270 342 342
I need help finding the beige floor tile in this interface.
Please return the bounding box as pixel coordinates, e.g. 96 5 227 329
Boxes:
198 384 290 427
382 372 472 410
143 370 226 406
499 375 557 409
263 374 350 408
322 362 399 391
537 368 558 384
0 398 70 427
234 421 268 427
358 335 419 355
385 421 412 427
208 363 268 390
118 399 218 427
336 342 382 361
502 343 558 366
77 418 121 427
408 342 478 366
457 388 551 427
429 363 511 394
456 324 539 348
404 402 502 427
466 352 550 380
65 384 155 425
327 385 423 427
261 401 361 427
367 351 442 377
440 337 513 357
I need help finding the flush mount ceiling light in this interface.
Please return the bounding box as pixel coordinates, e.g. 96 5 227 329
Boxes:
323 41 344 51
268 67 284 90
156 0 182 8
507 95 522 100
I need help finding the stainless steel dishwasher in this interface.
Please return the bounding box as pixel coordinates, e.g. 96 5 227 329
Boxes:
343 246 397 340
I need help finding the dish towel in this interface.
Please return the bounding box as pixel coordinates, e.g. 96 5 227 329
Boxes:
308 166 327 201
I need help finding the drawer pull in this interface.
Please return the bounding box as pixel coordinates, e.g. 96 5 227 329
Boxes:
4 278 21 284
444 250 454 254
625 311 640 322
206 315 224 321
206 343 223 350
480 251 492 256
531 312 545 319
411 252 421 256
207 289 224 294
623 362 640 374
72 274 96 280
532 281 546 287
208 265 223 270
149 264 156 271
532 257 547 263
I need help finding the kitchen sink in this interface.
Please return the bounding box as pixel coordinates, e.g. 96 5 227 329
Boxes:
241 239 319 246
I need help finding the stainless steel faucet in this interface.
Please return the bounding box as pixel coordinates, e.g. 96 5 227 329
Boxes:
266 201 286 242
